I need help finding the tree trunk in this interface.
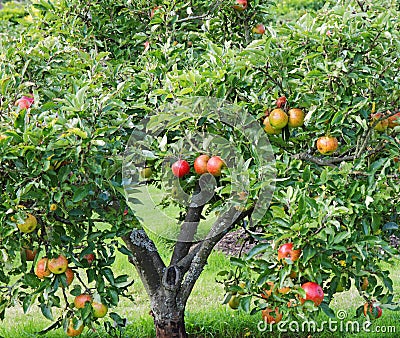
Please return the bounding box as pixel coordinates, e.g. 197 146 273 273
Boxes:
152 310 187 338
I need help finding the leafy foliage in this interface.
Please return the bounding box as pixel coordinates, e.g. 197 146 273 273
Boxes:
0 0 399 336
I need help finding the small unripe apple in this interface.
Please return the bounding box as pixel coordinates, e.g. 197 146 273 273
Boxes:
13 213 38 233
171 159 190 178
140 167 152 179
48 255 68 274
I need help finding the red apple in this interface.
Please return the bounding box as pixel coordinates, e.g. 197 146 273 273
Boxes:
48 255 68 274
83 253 95 265
92 302 108 318
194 155 210 175
370 112 388 131
171 159 190 178
35 257 51 279
150 6 161 18
24 248 37 261
276 96 287 108
252 24 265 35
74 294 92 309
277 243 301 262
206 156 225 177
300 282 324 306
363 302 383 319
64 268 75 286
388 112 400 128
233 0 247 11
15 96 34 110
144 41 150 52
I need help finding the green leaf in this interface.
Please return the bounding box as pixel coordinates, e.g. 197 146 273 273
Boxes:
320 303 335 318
40 303 54 321
245 243 270 260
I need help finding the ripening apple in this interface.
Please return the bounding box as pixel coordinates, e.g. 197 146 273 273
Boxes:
388 112 400 128
35 257 51 279
252 24 265 35
171 159 190 178
48 255 68 274
370 112 388 131
150 6 161 18
277 243 301 262
268 108 288 129
64 268 75 286
288 108 305 128
232 0 247 11
66 319 84 337
74 294 93 309
316 136 338 155
363 302 382 319
300 282 324 306
92 302 108 318
15 96 34 110
13 213 37 233
194 154 210 175
263 117 281 135
206 156 225 177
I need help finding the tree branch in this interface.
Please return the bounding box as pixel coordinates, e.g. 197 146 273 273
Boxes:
122 229 166 298
179 207 253 304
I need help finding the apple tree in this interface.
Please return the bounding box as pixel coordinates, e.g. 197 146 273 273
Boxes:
0 0 400 337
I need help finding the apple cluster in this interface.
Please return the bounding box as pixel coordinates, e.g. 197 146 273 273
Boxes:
263 96 305 135
30 252 105 336
171 155 225 178
227 242 326 325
